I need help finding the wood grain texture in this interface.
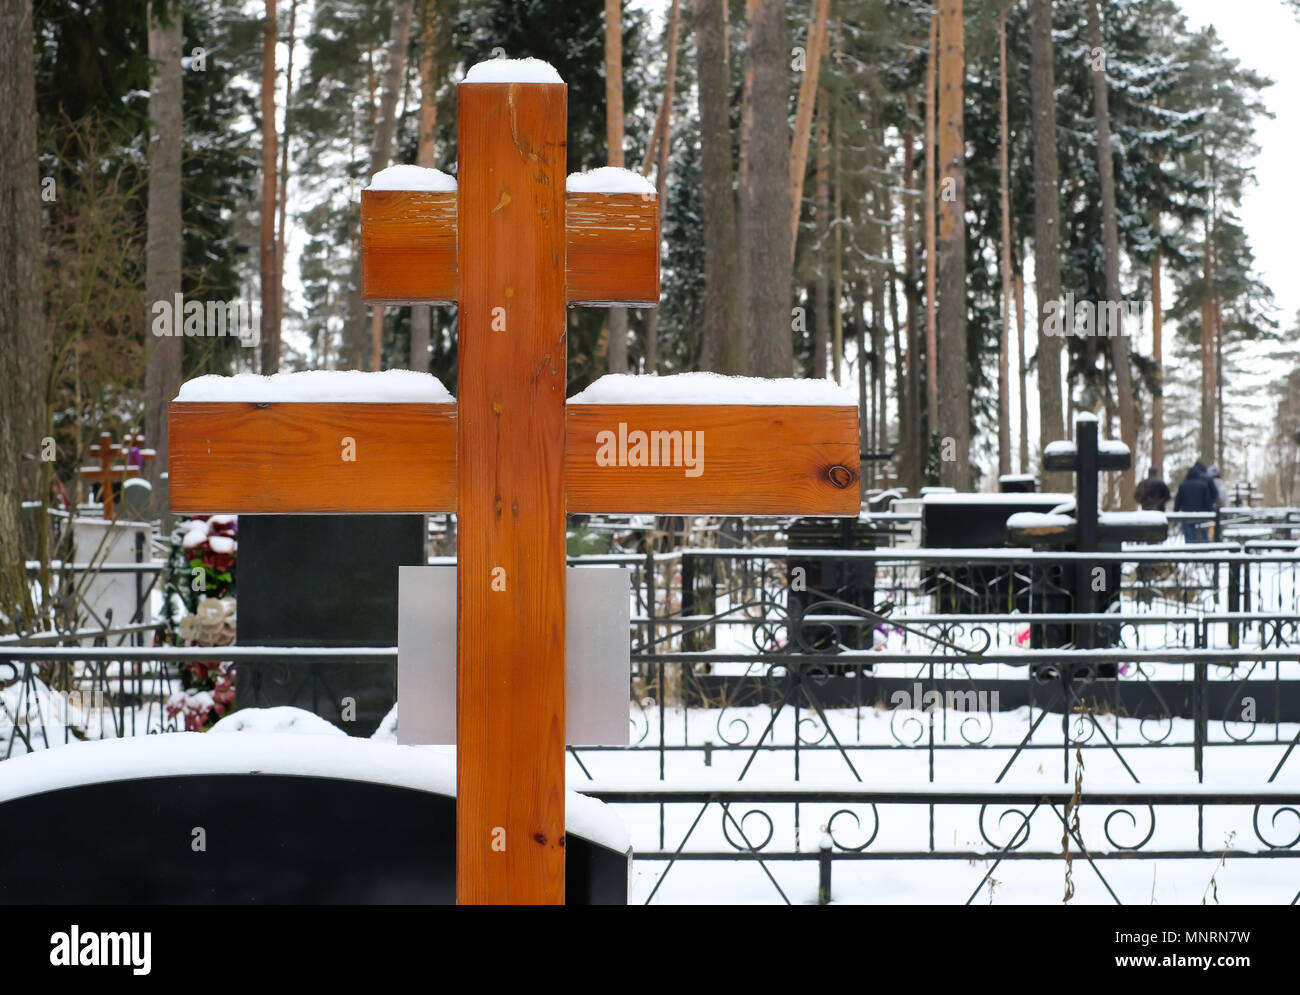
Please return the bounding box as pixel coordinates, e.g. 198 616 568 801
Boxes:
362 189 659 306
456 81 568 905
566 404 861 514
167 401 457 513
361 190 459 303
565 192 660 305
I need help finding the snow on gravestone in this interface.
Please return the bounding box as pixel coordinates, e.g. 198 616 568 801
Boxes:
0 733 630 904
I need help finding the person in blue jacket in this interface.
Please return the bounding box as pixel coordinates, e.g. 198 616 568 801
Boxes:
1174 461 1215 542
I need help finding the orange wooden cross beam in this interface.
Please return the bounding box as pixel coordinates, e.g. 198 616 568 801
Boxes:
168 61 860 905
81 431 139 521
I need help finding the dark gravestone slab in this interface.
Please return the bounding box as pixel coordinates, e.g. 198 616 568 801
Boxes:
0 737 629 904
999 474 1037 493
922 494 1072 614
236 515 426 735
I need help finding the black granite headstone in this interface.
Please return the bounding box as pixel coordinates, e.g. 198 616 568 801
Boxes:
922 494 1071 614
0 774 626 904
235 515 426 735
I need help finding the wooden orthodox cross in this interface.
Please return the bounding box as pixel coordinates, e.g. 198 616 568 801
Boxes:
168 62 860 904
80 432 140 521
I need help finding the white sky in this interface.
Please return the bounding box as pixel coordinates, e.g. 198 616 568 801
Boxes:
1176 0 1300 326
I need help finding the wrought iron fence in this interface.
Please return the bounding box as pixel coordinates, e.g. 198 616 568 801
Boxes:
5 512 1300 902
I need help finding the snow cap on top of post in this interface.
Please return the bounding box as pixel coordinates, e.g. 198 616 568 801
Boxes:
462 57 563 85
566 167 656 196
366 164 457 192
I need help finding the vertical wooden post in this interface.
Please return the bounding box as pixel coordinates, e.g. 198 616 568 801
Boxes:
456 79 568 904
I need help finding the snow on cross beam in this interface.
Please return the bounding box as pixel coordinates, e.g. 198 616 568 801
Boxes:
361 167 660 306
168 372 860 516
169 62 860 907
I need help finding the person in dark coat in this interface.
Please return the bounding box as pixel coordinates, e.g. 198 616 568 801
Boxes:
1135 468 1171 512
1174 461 1215 542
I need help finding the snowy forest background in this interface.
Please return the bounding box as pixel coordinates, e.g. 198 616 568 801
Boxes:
2 0 1299 616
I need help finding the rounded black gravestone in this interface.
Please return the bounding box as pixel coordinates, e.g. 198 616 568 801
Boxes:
0 734 629 905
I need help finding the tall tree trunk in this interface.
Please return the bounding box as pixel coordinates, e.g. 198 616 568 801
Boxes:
872 115 889 482
997 8 1012 479
276 0 299 356
1200 210 1215 460
641 0 680 376
923 8 939 441
146 0 183 506
741 0 794 377
694 0 742 374
259 0 279 373
855 291 868 501
888 210 907 489
1015 259 1029 473
409 0 439 373
1215 272 1224 468
737 0 756 371
936 0 968 489
1151 237 1163 476
1029 0 1067 487
1086 0 1136 508
0 0 41 627
788 0 830 259
903 92 923 495
368 0 416 372
831 45 844 384
604 0 629 374
813 99 830 380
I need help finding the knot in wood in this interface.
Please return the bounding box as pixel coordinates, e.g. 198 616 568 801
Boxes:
827 464 853 489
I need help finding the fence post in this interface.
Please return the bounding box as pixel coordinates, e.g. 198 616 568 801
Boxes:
818 831 833 905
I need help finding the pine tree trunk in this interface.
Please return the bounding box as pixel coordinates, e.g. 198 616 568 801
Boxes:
873 116 891 483
693 0 742 374
1151 238 1163 476
1015 262 1029 473
1086 0 1137 508
276 0 298 350
813 100 830 380
855 292 868 501
145 1 183 502
368 0 416 372
0 0 41 627
741 0 794 377
1215 278 1224 468
641 0 680 376
1029 0 1067 488
409 0 439 373
1200 212 1215 460
923 9 939 443
997 9 1012 480
936 0 968 489
903 92 923 495
831 53 844 384
259 0 280 373
605 0 629 374
788 0 830 259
